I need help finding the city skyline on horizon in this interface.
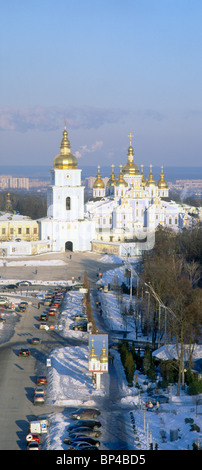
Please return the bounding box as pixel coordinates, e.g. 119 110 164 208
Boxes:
0 1 202 168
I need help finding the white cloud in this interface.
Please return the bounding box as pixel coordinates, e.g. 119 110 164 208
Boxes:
75 141 103 158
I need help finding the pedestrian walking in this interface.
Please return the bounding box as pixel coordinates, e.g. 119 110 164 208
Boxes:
148 401 153 411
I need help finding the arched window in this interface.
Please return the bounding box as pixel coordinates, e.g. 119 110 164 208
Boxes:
66 197 71 210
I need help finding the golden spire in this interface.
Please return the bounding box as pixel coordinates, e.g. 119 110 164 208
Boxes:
158 165 168 188
93 165 105 189
141 164 146 184
99 340 108 364
89 339 98 361
116 165 128 187
53 125 78 169
122 132 139 175
146 164 156 186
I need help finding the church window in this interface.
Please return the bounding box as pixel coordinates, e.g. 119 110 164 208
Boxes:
18 228 22 234
34 228 37 234
175 217 178 224
103 218 106 225
26 228 30 234
66 197 71 211
169 217 172 225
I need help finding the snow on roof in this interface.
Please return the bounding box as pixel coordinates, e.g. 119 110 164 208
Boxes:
152 344 202 361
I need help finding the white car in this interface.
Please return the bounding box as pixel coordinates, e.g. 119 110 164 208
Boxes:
34 394 45 405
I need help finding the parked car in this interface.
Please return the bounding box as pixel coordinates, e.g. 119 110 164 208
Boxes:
27 441 40 450
19 301 28 307
70 314 87 322
70 408 100 420
39 322 47 330
68 436 100 447
0 297 9 307
68 420 101 431
31 337 40 345
48 309 56 316
17 281 32 286
69 428 102 438
40 314 48 321
5 284 18 290
34 386 46 396
151 394 169 404
34 394 45 405
70 321 88 331
37 376 47 385
18 304 26 312
69 443 99 451
19 348 30 357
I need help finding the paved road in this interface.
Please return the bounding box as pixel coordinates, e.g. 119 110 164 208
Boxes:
0 298 71 450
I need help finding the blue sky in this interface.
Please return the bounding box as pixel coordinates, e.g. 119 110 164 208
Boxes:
0 0 202 169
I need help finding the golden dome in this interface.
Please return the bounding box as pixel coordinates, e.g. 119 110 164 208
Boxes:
53 126 78 170
122 134 139 175
116 165 128 187
99 341 108 363
158 166 168 189
89 339 99 361
146 165 156 186
107 164 117 187
93 166 105 189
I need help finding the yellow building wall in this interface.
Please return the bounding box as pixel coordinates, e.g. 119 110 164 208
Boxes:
0 220 39 241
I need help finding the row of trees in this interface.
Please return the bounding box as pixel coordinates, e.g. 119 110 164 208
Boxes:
139 226 201 395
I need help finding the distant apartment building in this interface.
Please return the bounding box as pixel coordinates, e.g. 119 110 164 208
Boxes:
0 175 29 190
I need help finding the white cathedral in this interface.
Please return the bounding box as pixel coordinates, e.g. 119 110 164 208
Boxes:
38 126 194 257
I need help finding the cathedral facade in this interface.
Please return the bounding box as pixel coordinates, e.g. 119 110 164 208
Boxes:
38 126 194 256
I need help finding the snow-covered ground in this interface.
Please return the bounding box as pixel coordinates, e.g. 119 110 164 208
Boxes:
0 257 201 450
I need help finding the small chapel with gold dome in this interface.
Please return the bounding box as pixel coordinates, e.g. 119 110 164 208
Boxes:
37 126 193 256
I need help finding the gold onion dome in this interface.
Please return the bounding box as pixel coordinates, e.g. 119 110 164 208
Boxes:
107 164 117 187
93 166 105 189
53 125 78 170
122 133 139 175
146 165 156 186
89 339 98 361
116 165 128 187
158 166 168 188
99 341 108 364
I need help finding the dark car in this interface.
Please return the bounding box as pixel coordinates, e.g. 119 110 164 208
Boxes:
19 348 30 357
68 436 100 447
5 284 18 289
68 420 101 431
69 443 99 451
70 408 100 420
40 314 48 321
152 394 169 404
68 428 102 438
31 337 40 345
70 321 88 331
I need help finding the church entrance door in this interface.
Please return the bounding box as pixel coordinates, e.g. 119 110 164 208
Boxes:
65 241 73 252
